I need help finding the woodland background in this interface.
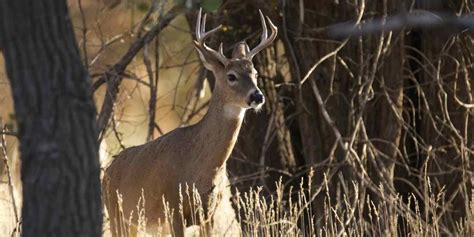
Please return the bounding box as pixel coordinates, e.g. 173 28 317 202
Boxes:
0 0 473 236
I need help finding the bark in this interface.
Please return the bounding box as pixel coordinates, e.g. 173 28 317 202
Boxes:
364 3 405 209
0 0 102 236
283 0 355 226
283 0 405 230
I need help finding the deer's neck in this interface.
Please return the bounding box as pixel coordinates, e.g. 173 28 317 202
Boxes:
193 91 246 172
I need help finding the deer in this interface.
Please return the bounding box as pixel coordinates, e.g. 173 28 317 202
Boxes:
102 8 277 237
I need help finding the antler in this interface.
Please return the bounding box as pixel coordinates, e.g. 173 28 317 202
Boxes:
194 8 228 65
248 10 278 59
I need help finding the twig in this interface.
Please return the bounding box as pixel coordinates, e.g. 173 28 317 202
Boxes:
110 115 126 150
309 79 344 149
154 123 164 136
159 59 199 69
0 131 17 137
258 111 275 191
89 33 126 66
171 48 195 110
92 72 151 91
151 28 162 137
182 100 210 125
1 125 19 226
328 10 474 38
96 4 184 142
281 0 303 108
300 38 349 85
179 65 203 125
144 42 157 141
135 0 159 38
78 0 88 70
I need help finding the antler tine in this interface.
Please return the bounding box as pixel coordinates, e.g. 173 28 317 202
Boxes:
259 10 268 41
219 43 224 54
202 13 207 32
194 8 228 65
196 8 202 39
195 9 220 42
248 10 278 60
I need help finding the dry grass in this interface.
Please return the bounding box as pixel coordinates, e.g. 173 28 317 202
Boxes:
96 169 473 237
0 184 18 237
0 167 472 236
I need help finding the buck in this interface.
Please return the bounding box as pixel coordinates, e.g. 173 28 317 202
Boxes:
103 9 277 237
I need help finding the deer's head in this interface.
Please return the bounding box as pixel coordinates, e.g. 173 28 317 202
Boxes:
193 9 277 111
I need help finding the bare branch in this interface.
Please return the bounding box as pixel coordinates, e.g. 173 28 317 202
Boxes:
1 125 19 227
144 41 157 141
96 4 184 141
0 131 17 137
329 10 474 38
77 0 88 70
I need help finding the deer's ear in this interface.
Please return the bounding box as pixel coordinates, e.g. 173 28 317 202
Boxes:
232 42 250 59
194 41 225 72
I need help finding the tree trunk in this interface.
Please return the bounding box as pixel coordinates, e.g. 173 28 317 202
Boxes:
0 0 102 236
283 0 405 231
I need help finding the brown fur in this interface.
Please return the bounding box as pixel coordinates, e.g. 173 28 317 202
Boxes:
103 58 260 237
103 10 277 237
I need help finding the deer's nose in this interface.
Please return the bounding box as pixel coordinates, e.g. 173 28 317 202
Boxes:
249 91 265 107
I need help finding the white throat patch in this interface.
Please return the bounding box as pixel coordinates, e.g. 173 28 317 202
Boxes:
224 105 246 120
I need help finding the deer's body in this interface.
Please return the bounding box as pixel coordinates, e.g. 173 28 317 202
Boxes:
103 9 277 237
103 100 243 235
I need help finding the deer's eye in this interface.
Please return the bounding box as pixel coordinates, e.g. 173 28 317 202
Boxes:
227 74 237 83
